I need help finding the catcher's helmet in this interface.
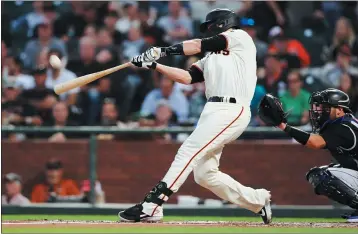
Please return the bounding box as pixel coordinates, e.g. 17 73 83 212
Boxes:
200 8 239 37
309 88 352 132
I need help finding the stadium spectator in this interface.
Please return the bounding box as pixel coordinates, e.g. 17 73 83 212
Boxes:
140 77 189 123
268 26 309 68
322 17 358 63
83 24 97 41
257 53 288 97
42 102 79 142
80 179 105 204
4 55 34 90
21 66 57 124
36 48 50 68
122 26 146 61
338 73 358 115
190 1 244 22
138 100 177 142
1 41 8 82
43 2 58 24
188 83 206 123
119 26 151 120
82 3 101 26
2 81 42 127
1 40 7 67
157 1 193 44
67 37 109 125
11 1 46 38
31 159 81 203
96 27 119 69
53 1 87 39
115 2 140 34
2 173 30 205
97 98 138 140
100 98 119 127
240 18 268 64
22 20 67 70
245 1 288 40
249 85 267 126
280 70 310 126
301 44 358 88
46 49 79 105
104 11 123 45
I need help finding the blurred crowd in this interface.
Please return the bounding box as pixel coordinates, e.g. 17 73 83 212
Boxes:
3 158 105 205
2 1 358 142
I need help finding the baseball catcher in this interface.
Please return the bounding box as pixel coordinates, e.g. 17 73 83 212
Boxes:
259 89 358 222
118 8 272 224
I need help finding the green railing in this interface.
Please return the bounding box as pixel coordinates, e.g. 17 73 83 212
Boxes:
1 125 286 205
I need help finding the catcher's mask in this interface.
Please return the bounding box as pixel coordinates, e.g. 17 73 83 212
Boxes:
309 88 352 133
200 8 239 37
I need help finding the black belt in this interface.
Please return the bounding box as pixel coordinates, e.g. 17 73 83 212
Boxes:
208 96 236 103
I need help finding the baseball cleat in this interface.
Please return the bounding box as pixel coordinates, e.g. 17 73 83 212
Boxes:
342 210 358 223
118 204 163 222
258 190 272 224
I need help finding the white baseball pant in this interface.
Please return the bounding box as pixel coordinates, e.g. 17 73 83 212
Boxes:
142 102 267 216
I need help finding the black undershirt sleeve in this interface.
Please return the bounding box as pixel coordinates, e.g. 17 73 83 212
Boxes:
188 65 204 84
201 34 227 52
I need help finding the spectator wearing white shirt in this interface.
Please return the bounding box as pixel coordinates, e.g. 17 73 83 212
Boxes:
115 2 140 34
46 49 79 105
4 55 35 90
157 1 193 44
2 173 30 206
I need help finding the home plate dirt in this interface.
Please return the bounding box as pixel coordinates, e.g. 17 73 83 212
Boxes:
2 220 358 228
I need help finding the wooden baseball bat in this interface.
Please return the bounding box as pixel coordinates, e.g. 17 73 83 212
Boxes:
54 62 132 95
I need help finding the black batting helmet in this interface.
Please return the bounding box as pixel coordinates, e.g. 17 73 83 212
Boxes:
200 8 239 37
309 88 352 132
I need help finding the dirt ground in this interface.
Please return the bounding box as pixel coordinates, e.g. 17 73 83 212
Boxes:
2 220 358 229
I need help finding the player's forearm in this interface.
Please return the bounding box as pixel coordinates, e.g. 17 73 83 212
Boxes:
279 123 326 149
183 39 202 55
162 35 226 57
155 63 192 85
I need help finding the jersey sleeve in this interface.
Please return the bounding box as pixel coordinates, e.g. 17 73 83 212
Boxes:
188 57 206 84
220 30 246 51
320 124 356 150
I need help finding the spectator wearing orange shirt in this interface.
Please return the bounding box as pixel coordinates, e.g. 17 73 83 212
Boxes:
268 26 310 68
31 159 80 203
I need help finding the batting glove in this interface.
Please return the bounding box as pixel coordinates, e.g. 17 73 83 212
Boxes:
131 55 157 69
142 47 165 62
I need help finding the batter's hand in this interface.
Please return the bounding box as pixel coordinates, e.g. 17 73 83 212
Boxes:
142 47 163 62
131 55 157 69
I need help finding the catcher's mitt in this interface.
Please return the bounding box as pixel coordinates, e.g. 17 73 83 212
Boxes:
258 94 288 126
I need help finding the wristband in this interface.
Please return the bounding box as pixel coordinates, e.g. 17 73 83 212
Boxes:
284 125 310 145
148 62 157 70
163 43 184 56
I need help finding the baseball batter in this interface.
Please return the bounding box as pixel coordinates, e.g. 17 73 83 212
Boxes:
119 9 272 224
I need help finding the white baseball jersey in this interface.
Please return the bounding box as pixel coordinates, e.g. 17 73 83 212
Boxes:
192 29 257 104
